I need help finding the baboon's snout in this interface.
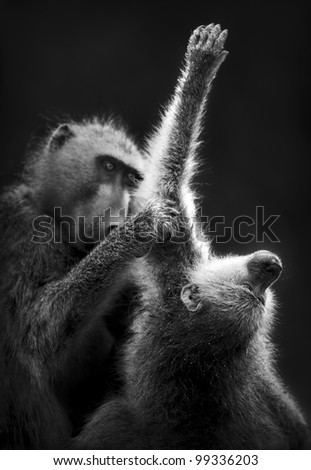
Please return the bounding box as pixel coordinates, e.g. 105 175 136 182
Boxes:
246 250 282 294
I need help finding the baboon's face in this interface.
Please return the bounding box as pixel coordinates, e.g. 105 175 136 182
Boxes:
44 122 146 247
180 251 282 350
73 155 144 242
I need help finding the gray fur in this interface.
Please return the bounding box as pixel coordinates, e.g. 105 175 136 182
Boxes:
0 117 156 449
0 20 229 449
71 25 309 450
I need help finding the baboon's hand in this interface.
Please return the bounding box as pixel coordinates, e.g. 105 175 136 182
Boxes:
150 199 181 243
133 199 181 245
186 24 228 77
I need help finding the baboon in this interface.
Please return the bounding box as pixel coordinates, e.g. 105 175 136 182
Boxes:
0 114 176 448
72 245 309 449
71 25 309 450
0 19 230 448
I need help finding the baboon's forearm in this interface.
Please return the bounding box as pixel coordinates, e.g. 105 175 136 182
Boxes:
147 25 228 203
21 223 150 362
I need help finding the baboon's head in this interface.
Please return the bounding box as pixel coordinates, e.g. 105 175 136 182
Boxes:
180 250 282 353
33 119 147 249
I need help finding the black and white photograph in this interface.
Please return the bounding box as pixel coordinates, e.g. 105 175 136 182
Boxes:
0 0 310 455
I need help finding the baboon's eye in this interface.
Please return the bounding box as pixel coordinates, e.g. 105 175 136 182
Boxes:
241 283 253 292
103 161 116 173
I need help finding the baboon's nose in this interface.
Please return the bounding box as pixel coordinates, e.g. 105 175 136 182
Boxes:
263 256 282 280
246 250 282 293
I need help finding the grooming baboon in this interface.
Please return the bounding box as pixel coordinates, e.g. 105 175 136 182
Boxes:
0 114 178 448
71 25 309 450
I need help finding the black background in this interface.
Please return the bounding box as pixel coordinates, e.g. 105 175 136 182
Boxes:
1 1 310 420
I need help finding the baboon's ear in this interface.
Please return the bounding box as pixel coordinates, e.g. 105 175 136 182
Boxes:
180 283 202 312
49 124 75 151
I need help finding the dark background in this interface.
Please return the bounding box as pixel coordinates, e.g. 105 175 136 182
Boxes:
1 1 310 420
